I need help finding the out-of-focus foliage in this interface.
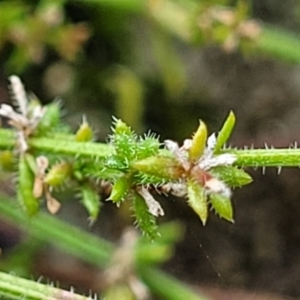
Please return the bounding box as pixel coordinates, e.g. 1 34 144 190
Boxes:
0 0 90 72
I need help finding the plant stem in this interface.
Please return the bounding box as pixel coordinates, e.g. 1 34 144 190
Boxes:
139 267 210 300
2 128 300 167
258 25 300 63
0 196 212 300
0 271 95 300
224 148 300 167
0 197 112 267
0 129 113 158
29 137 113 158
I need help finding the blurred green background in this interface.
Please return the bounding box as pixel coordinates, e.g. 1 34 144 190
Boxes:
1 0 300 299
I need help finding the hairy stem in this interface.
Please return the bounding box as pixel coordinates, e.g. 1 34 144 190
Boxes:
225 148 300 167
1 128 300 167
0 197 112 266
139 267 210 300
0 271 95 300
0 196 209 300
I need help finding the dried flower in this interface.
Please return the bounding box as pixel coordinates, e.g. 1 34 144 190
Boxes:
0 76 46 152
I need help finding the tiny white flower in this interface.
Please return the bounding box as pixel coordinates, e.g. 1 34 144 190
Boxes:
164 129 236 198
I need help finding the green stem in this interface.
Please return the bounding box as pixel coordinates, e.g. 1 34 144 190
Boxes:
258 25 300 64
0 271 94 300
0 196 212 300
1 128 300 167
70 0 146 12
139 267 210 300
0 129 113 158
225 148 300 167
29 137 113 158
0 197 112 267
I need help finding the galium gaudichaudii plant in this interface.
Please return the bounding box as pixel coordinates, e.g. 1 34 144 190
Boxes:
0 76 252 235
2 76 300 300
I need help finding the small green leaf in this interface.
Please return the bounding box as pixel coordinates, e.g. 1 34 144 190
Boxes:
187 179 208 225
108 175 130 204
132 192 159 239
210 165 252 187
210 192 234 222
189 121 207 161
18 154 39 216
80 183 100 223
132 156 183 181
214 111 236 153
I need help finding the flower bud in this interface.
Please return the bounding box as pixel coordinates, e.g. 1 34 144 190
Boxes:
75 119 93 142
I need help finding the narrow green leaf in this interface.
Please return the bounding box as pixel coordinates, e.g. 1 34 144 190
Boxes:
108 175 130 204
189 121 207 161
80 183 100 224
210 193 234 222
187 180 207 225
214 111 236 153
132 192 159 239
18 154 39 216
210 165 252 187
132 156 183 181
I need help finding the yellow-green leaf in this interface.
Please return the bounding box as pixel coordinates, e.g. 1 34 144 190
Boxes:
18 154 39 216
44 162 72 187
187 179 208 225
75 120 93 142
132 156 183 181
108 175 130 204
210 192 234 222
189 121 207 161
214 111 235 153
210 165 252 187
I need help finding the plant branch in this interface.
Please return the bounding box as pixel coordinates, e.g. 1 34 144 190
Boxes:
0 195 209 300
224 148 300 167
139 267 210 300
0 271 95 300
1 128 300 167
